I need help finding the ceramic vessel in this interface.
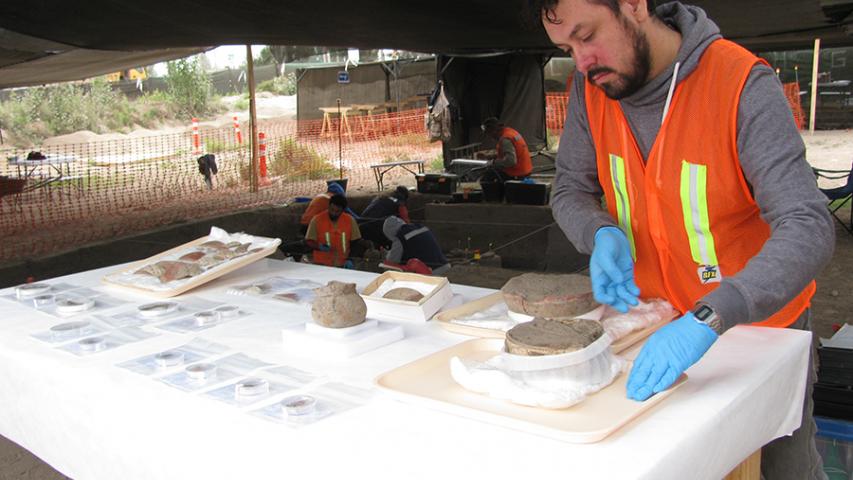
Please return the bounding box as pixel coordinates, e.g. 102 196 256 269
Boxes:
311 281 367 328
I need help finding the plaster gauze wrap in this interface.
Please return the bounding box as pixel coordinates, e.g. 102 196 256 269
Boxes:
450 333 625 409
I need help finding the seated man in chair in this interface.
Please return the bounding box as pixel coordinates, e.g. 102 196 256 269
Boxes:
479 117 533 183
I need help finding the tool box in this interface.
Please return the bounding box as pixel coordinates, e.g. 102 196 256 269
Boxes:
504 181 551 205
415 173 458 195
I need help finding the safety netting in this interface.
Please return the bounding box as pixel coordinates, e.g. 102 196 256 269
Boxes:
0 107 442 263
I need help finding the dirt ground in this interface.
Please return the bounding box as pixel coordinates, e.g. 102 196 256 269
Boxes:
2 130 852 478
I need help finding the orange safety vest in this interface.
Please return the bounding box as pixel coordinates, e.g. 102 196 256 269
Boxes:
301 194 331 225
312 211 353 267
498 127 533 178
585 40 814 328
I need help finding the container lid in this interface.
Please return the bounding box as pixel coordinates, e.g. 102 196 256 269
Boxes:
816 416 853 442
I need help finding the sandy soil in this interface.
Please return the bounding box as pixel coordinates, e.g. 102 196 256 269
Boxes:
40 94 297 147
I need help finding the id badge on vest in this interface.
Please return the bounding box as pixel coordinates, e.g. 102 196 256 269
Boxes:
698 265 722 284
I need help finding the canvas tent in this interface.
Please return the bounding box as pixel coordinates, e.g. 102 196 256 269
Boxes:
3 0 853 89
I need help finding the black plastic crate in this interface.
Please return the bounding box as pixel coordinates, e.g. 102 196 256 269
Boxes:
504 181 551 205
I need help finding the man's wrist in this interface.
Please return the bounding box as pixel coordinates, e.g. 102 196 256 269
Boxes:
692 303 722 335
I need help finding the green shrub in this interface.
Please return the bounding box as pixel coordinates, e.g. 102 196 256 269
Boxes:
429 153 445 172
0 79 124 145
204 138 246 154
165 57 214 117
257 74 297 96
233 97 249 111
270 138 337 179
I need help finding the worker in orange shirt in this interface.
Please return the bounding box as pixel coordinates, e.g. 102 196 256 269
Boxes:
305 194 369 268
300 182 358 234
480 117 533 182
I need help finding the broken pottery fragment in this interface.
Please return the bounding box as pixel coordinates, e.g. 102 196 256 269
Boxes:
505 318 604 356
135 261 202 283
179 251 206 262
311 281 367 328
501 273 596 318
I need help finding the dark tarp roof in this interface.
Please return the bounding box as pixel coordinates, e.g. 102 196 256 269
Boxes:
0 28 205 89
2 1 853 88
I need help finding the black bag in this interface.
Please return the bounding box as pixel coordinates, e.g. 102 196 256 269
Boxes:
197 154 218 176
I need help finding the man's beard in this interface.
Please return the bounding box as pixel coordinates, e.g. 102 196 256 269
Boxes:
329 213 341 221
587 19 652 100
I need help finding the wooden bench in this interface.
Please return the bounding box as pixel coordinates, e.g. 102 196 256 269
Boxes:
369 159 425 191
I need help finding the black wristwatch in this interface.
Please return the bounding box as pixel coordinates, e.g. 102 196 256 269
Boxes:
692 304 722 334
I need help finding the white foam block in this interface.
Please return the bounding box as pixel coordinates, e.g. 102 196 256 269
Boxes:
282 320 404 359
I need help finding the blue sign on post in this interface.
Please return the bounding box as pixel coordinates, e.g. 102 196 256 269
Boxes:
337 71 350 84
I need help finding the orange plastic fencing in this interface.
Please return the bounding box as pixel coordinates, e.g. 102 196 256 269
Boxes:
0 107 442 264
783 82 805 130
546 92 570 137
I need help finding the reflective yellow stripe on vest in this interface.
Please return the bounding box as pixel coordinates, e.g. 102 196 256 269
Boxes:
608 154 636 259
679 160 718 266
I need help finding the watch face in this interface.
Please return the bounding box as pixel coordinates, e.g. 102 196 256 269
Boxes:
694 305 714 321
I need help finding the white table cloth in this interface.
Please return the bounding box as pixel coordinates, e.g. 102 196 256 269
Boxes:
0 259 811 479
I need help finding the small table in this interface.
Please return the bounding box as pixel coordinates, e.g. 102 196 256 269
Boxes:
369 159 425 191
319 107 353 137
6 154 79 192
449 158 489 181
350 104 381 135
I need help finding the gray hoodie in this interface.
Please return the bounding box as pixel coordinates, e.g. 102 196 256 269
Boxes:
551 2 835 332
383 216 406 264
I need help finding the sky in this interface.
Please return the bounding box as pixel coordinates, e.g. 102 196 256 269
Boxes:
150 45 266 76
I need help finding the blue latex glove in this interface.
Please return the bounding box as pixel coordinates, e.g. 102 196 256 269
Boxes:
343 259 355 269
317 244 331 252
521 177 535 184
590 226 640 313
626 312 718 401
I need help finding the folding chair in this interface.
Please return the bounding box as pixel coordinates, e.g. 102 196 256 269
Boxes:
813 162 853 235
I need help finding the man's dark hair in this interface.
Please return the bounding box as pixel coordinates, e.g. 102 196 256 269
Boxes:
329 194 348 209
393 186 409 201
523 0 655 27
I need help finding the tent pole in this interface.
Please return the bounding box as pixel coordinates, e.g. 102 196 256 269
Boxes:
809 38 820 134
247 45 259 192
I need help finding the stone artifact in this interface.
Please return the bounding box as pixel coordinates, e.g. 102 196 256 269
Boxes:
135 261 203 283
383 287 424 302
505 318 604 356
501 273 596 318
311 281 367 328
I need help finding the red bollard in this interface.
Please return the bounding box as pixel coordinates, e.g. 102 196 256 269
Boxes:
192 118 201 154
233 116 242 145
258 132 269 183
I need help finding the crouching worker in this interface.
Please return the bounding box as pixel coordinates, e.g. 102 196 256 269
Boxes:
305 194 370 268
382 216 450 276
359 186 411 248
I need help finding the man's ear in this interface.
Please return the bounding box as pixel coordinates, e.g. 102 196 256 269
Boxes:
623 0 648 21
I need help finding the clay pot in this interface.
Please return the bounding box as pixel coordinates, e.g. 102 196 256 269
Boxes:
311 281 367 328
